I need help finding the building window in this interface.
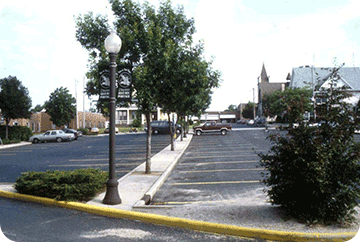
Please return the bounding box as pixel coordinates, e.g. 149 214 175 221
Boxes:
118 111 127 121
37 123 41 133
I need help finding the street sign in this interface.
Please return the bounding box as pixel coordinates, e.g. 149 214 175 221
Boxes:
117 69 132 102
98 69 133 102
99 70 110 101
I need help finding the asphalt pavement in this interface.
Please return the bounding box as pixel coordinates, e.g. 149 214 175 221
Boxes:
1 128 360 241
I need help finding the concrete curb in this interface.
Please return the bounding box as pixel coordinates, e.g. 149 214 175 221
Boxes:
0 190 356 241
134 134 193 207
0 142 32 150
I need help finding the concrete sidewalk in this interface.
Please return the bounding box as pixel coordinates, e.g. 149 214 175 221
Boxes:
87 134 192 210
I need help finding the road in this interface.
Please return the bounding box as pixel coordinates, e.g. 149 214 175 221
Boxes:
0 133 171 183
0 197 254 242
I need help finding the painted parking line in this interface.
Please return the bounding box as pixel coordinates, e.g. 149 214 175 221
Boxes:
69 157 144 162
185 150 258 155
179 160 259 166
182 155 259 159
49 162 141 167
152 201 214 205
179 168 264 174
169 180 261 186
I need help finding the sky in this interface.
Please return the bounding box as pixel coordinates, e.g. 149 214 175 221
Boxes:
1 0 360 112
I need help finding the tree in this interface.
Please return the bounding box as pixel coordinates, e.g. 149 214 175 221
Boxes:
242 102 256 119
44 87 76 128
156 41 220 149
31 104 44 113
260 66 360 224
225 104 237 112
262 87 313 125
0 76 32 139
75 0 220 171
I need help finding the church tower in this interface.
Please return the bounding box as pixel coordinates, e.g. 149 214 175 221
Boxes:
260 63 269 83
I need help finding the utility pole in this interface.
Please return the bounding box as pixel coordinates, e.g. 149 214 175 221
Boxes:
253 88 256 120
75 79 79 130
83 76 86 128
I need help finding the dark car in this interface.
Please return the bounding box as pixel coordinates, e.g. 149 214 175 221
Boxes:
63 128 81 140
144 121 181 135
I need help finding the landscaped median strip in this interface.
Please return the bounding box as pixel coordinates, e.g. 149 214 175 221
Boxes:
0 190 356 242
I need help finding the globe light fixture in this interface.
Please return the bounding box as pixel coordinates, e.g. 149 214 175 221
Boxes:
104 31 122 54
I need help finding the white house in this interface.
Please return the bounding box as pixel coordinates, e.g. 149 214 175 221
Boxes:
289 66 360 106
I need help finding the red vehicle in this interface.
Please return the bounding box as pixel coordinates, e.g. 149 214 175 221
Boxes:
193 121 232 136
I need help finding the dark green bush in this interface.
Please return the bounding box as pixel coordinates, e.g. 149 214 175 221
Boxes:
0 125 33 141
132 118 142 128
15 168 108 201
260 80 360 225
78 127 89 135
1 138 21 145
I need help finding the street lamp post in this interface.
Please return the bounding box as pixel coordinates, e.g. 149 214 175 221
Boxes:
103 31 122 205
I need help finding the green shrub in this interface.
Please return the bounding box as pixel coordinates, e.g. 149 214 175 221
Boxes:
15 168 108 201
78 127 89 135
132 117 142 128
1 138 21 145
260 79 360 225
0 125 33 141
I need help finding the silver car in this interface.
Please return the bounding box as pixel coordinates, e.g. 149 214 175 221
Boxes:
29 130 75 143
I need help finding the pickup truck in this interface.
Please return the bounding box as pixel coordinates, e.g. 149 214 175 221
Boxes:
193 121 232 136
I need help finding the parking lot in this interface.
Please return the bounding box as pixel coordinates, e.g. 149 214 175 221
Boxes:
152 128 360 205
152 129 273 205
0 133 171 183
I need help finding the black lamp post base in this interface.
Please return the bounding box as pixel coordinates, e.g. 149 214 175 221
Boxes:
103 179 121 205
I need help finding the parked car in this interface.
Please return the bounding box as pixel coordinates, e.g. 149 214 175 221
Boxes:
90 127 99 134
236 119 246 124
144 121 182 135
193 121 232 136
247 119 254 125
29 130 75 143
63 128 82 140
253 118 266 127
104 127 119 133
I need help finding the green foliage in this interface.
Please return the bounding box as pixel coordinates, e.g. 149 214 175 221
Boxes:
15 168 108 201
0 76 32 139
78 127 89 135
262 87 313 124
132 115 142 128
225 105 237 112
31 104 44 113
0 125 33 141
242 102 256 119
44 87 76 128
260 73 360 225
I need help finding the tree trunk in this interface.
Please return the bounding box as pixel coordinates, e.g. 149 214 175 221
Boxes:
180 115 183 141
145 112 151 174
5 118 10 140
168 113 175 151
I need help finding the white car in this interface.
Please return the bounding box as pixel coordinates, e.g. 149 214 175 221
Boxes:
90 127 99 133
29 130 75 143
247 119 254 125
104 127 119 133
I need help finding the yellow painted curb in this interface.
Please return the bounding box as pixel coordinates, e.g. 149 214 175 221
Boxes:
0 190 357 242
